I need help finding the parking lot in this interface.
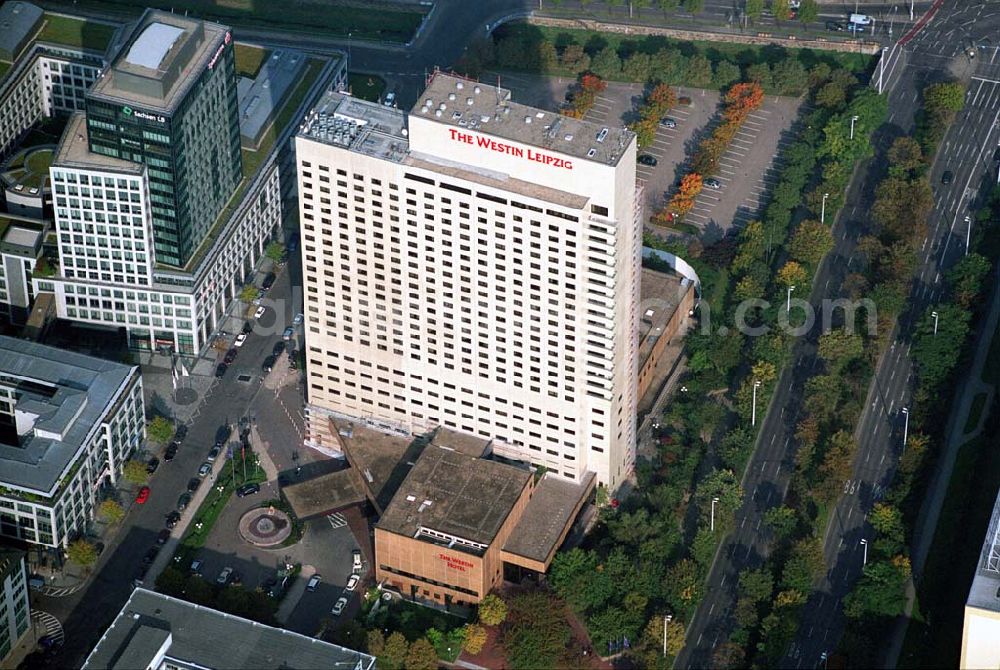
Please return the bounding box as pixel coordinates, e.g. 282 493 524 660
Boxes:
488 70 801 240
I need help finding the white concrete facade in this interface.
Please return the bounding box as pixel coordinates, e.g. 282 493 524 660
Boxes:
0 552 29 664
297 75 640 490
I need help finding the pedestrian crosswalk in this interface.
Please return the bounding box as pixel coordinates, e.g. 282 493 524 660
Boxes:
31 610 64 645
326 512 347 529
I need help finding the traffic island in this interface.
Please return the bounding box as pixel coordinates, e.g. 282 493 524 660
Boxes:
239 507 292 547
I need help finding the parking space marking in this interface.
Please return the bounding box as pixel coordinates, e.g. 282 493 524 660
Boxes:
327 512 348 529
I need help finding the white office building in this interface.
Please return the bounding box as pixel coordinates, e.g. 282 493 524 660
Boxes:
296 72 640 489
0 549 29 664
0 336 144 548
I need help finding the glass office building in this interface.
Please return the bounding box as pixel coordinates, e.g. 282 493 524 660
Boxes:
84 12 242 267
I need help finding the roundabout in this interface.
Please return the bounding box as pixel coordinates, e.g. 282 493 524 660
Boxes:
238 506 293 547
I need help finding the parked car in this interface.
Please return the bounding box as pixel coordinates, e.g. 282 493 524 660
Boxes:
165 511 181 529
254 306 266 320
826 20 846 31
234 332 248 348
272 341 285 356
287 232 300 252
282 327 295 341
849 12 873 25
236 482 260 498
352 549 363 572
215 363 228 378
637 154 658 166
942 170 954 184
38 635 62 650
190 558 203 575
216 567 233 585
659 117 676 128
345 574 360 592
142 547 158 564
164 443 178 461
331 596 349 616
135 486 151 504
306 574 322 592
177 493 191 511
293 313 304 326
198 462 212 477
241 321 254 335
261 273 276 291
207 446 221 462
156 529 171 545
262 355 276 373
224 348 238 364
383 91 396 107
146 457 160 474
187 478 201 493
704 178 722 190
175 425 188 441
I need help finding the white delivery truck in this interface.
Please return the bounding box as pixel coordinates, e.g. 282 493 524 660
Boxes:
849 13 873 25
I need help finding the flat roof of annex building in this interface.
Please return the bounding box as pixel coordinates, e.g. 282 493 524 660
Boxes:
376 438 531 548
0 2 43 59
83 588 375 670
54 112 145 175
0 335 135 495
968 485 1000 613
414 72 633 167
88 8 230 114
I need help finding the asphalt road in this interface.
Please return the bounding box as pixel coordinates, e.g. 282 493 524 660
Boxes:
678 1 1000 666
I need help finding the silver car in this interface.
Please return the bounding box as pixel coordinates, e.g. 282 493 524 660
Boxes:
331 596 348 616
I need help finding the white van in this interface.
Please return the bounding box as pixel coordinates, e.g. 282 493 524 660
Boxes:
849 13 873 25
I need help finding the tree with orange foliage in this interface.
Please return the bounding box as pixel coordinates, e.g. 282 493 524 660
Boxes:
646 82 677 115
667 173 703 217
723 82 765 124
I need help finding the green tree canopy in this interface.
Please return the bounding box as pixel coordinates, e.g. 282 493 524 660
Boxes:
146 416 174 444
478 593 508 625
66 539 98 568
99 499 125 524
123 459 149 485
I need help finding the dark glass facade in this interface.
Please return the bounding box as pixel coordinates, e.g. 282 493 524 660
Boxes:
85 43 242 267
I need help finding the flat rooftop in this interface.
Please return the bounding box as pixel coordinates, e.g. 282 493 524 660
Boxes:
376 440 530 549
638 267 689 366
0 2 43 59
89 9 229 114
82 588 375 670
283 466 367 520
0 335 135 495
238 48 306 145
335 418 419 513
503 471 594 566
414 72 633 167
299 90 408 163
968 485 1000 612
54 113 144 175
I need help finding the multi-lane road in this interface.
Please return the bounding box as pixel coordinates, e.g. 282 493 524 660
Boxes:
680 1 1000 666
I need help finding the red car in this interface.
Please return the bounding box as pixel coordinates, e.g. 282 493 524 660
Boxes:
136 486 151 504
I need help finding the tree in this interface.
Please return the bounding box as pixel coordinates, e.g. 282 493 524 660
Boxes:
817 330 864 371
504 591 572 670
463 624 487 655
623 52 652 82
99 499 125 524
658 0 680 9
870 502 905 555
772 59 808 96
780 537 825 592
537 40 558 71
712 60 741 89
608 507 657 545
923 81 965 119
366 629 386 656
682 0 704 13
789 219 834 268
947 253 991 308
239 285 260 303
843 559 909 619
772 0 792 21
591 46 622 79
404 638 438 670
664 559 702 611
745 0 764 20
686 55 712 87
478 593 508 625
665 617 685 655
913 303 970 392
815 431 857 503
797 0 818 24
764 506 798 541
146 416 174 444
264 241 285 263
560 44 590 72
123 459 149 485
739 567 774 603
815 81 847 110
887 136 924 174
647 82 677 112
66 539 97 569
776 260 807 288
382 632 409 670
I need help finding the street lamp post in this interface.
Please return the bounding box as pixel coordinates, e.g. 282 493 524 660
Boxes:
860 538 868 566
902 407 910 449
786 285 795 312
850 115 859 140
821 192 829 224
965 215 972 255
711 497 720 531
931 310 939 336
663 614 672 656
878 46 888 94
751 380 762 427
